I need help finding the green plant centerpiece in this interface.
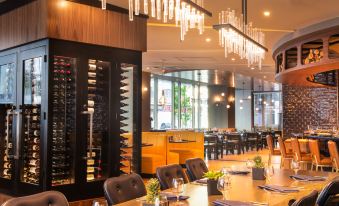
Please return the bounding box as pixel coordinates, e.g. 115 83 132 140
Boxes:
203 171 224 196
143 178 161 206
252 156 265 180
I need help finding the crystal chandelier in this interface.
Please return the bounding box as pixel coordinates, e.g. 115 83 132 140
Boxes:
127 0 212 41
213 0 267 69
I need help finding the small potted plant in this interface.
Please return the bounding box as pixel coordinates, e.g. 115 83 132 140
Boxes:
143 178 167 206
252 156 265 180
203 171 224 196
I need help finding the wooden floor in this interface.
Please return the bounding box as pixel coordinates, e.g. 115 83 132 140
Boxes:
0 149 281 206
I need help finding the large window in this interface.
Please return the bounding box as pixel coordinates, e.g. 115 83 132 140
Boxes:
151 76 208 130
254 91 282 130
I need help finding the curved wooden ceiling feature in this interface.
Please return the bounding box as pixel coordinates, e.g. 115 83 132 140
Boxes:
273 17 339 87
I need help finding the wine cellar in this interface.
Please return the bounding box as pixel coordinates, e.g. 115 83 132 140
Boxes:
0 39 142 201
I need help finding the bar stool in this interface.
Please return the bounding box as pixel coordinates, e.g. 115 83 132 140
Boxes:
278 136 293 168
266 135 281 165
328 141 339 172
291 138 312 169
309 139 332 171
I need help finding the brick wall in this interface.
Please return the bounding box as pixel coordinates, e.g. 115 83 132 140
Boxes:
282 85 338 137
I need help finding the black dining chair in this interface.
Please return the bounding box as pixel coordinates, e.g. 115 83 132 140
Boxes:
225 134 244 155
156 164 188 190
1 191 69 206
290 190 318 206
185 158 209 181
245 132 262 151
316 177 339 206
103 173 146 205
204 134 219 159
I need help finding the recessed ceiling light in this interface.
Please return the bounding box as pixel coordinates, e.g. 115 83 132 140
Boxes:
263 76 266 79
221 92 225 97
205 38 211 42
263 11 270 17
231 58 236 61
251 67 255 70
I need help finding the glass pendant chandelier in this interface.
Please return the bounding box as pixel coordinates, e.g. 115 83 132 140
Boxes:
127 0 212 41
213 0 268 69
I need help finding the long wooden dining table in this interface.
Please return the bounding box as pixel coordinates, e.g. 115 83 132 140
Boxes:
116 169 338 206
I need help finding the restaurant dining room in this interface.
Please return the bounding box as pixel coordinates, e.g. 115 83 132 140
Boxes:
0 0 338 205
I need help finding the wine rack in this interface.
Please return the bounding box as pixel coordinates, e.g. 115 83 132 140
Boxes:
51 56 75 186
0 105 14 180
22 105 41 185
119 65 134 174
85 59 109 182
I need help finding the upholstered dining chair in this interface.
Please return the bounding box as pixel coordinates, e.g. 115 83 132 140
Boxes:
156 164 188 190
1 191 69 206
328 141 339 172
291 138 312 169
103 173 146 205
278 136 293 168
185 158 208 181
266 135 281 165
316 176 339 206
309 139 332 171
291 190 318 206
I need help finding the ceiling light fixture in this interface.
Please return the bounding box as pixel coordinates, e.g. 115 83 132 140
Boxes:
206 38 211 42
127 0 212 41
251 67 255 70
263 11 270 17
213 0 268 69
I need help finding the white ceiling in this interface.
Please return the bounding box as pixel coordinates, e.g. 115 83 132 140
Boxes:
108 0 339 83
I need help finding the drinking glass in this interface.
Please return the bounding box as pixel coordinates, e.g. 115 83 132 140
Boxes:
217 176 231 200
264 166 275 183
172 178 184 205
246 159 254 170
291 159 300 175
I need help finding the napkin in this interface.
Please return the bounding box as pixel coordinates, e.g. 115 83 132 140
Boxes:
229 170 250 175
195 178 208 184
161 193 189 201
213 200 256 206
258 185 299 193
290 174 326 181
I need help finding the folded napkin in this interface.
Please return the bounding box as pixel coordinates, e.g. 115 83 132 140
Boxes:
195 178 208 184
290 174 326 181
258 185 299 193
213 200 256 206
229 170 250 175
161 193 189 201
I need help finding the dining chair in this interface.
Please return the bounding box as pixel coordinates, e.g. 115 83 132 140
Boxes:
291 190 318 206
266 135 281 165
225 133 244 155
185 158 208 181
316 176 339 206
291 138 312 169
204 134 219 160
156 164 188 190
328 141 339 172
103 173 146 205
308 139 332 171
1 191 69 206
245 132 262 151
278 136 293 168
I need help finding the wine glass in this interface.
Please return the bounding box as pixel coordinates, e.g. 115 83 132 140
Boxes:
291 159 300 175
217 176 231 200
172 178 184 205
264 165 275 183
246 159 254 170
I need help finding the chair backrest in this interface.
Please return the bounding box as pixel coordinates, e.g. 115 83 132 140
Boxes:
185 158 208 181
266 135 275 155
291 190 318 206
1 191 69 206
316 177 339 206
103 173 146 205
156 164 188 190
226 134 241 142
309 139 321 164
291 138 302 161
278 136 288 157
204 135 218 144
328 141 339 170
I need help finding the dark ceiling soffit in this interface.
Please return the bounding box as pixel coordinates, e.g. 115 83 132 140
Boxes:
66 0 148 19
0 0 36 16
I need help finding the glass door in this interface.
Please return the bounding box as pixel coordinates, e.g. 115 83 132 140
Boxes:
17 47 47 192
0 53 17 188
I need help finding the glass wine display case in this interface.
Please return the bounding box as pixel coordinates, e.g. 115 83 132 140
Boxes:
0 39 142 200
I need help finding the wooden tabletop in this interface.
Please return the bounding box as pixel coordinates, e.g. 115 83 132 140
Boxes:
116 169 338 206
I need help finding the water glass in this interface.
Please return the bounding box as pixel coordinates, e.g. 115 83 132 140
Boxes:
291 159 300 175
264 166 275 183
217 176 231 200
172 178 184 205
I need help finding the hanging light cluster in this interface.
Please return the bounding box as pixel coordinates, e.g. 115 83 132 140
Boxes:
128 0 212 41
213 9 268 69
